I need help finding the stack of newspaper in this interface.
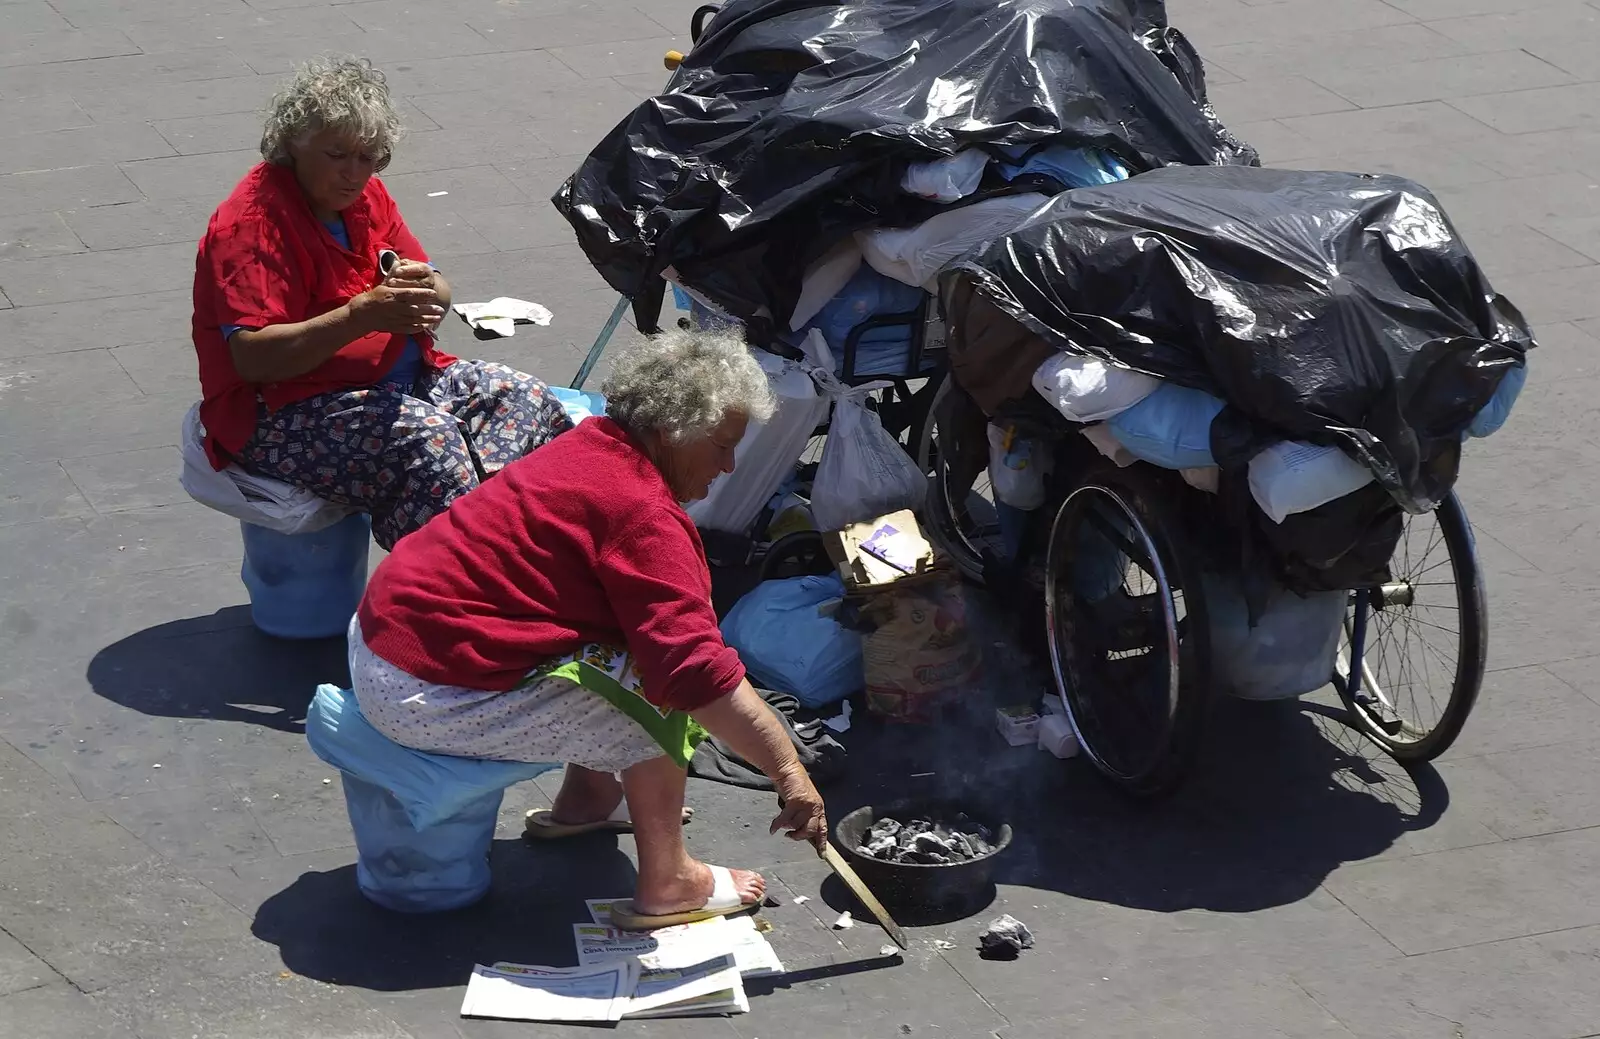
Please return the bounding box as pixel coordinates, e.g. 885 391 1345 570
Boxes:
460 899 784 1023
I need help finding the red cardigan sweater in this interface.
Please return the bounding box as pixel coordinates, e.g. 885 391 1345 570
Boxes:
357 418 745 713
191 163 457 468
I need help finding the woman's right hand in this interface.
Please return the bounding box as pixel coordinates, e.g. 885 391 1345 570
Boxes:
772 767 828 852
349 284 444 335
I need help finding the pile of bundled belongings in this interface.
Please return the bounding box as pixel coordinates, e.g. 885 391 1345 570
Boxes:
555 0 1257 372
940 165 1534 593
551 0 1532 703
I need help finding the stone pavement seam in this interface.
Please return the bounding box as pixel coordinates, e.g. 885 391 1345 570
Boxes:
0 923 74 997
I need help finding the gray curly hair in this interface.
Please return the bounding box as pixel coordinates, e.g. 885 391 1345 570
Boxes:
602 326 777 444
260 56 403 170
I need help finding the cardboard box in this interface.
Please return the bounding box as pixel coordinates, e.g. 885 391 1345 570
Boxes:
822 510 940 593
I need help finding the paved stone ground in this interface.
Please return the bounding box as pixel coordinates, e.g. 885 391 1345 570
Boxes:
3 0 1600 1035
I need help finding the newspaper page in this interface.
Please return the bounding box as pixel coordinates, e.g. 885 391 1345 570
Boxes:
624 954 747 1019
573 916 784 977
459 960 634 1022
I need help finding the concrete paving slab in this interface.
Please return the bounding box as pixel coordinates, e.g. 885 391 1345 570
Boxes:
0 28 142 70
0 165 141 217
0 289 191 359
1298 923 1600 1039
0 984 128 1039
0 240 196 306
0 212 85 261
1324 825 1600 954
0 930 53 998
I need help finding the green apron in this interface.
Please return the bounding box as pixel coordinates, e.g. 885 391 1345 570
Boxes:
526 643 708 768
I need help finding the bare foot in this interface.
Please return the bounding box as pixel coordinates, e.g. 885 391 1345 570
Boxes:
633 860 764 916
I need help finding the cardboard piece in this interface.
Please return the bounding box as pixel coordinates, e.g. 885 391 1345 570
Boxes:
822 509 940 593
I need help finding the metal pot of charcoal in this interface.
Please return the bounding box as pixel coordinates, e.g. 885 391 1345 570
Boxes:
834 800 1012 918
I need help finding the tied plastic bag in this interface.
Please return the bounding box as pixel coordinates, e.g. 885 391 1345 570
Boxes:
901 148 990 202
1249 441 1375 525
179 404 355 535
858 193 1049 292
1031 352 1161 422
810 381 928 531
986 422 1051 510
305 685 559 913
1201 575 1346 701
1467 361 1527 439
721 575 863 709
687 348 830 535
1103 383 1224 471
547 385 607 425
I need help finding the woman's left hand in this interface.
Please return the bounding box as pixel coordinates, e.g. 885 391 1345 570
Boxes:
385 260 445 330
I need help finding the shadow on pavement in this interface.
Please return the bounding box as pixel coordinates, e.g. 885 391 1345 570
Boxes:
253 837 639 991
85 564 760 737
86 608 350 732
819 693 1447 918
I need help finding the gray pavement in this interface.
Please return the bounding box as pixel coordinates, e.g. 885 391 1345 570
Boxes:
2 0 1599 1035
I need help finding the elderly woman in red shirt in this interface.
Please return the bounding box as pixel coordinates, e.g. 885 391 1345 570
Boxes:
351 328 828 930
192 57 570 550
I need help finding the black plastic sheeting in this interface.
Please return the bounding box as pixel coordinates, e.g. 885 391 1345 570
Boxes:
942 165 1535 517
552 0 1257 338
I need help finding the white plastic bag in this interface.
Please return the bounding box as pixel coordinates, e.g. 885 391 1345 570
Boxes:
809 379 927 531
1031 352 1161 422
857 193 1047 290
985 422 1051 510
1203 571 1346 701
900 148 989 202
178 404 355 535
1248 440 1375 524
686 350 830 535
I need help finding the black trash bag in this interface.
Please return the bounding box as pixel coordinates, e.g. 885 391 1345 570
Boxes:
941 165 1535 515
552 0 1257 337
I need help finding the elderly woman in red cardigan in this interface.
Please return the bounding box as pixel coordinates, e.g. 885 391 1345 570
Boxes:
351 329 828 930
192 56 570 549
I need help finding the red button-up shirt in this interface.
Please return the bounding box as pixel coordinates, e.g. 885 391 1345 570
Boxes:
191 162 458 468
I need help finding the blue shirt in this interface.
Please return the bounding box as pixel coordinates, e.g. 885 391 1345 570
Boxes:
222 217 425 392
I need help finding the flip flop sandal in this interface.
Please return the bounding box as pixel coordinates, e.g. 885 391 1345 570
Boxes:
523 803 694 840
608 865 756 931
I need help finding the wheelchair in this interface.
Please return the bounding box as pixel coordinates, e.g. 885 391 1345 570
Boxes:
918 374 1488 799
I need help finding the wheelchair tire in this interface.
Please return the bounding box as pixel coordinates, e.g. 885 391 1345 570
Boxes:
1334 491 1487 764
759 531 833 583
1043 464 1214 799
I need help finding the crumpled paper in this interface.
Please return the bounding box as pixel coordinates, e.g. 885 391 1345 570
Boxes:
452 297 553 338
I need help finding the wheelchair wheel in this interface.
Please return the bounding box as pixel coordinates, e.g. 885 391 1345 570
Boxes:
1334 491 1486 764
917 375 1001 582
759 531 832 582
1043 465 1213 799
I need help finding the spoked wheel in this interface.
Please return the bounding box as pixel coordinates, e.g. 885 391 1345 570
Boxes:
917 375 1002 582
1043 465 1213 799
1334 491 1486 763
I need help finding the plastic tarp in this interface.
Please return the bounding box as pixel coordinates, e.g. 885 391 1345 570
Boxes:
554 0 1257 337
943 165 1535 515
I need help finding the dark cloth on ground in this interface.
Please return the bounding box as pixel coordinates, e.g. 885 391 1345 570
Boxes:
689 688 847 790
